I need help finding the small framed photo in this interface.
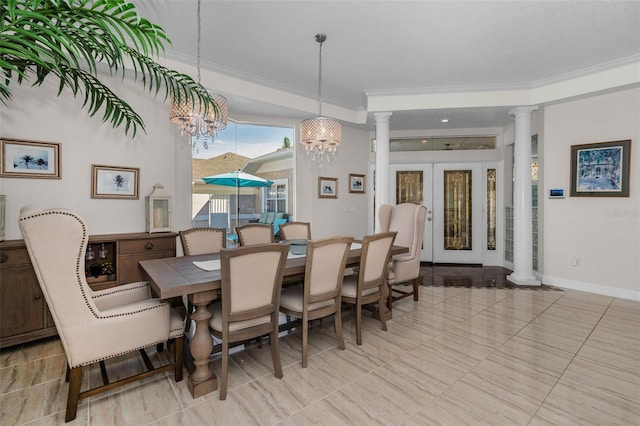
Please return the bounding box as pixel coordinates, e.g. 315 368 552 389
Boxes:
570 139 631 197
318 177 338 199
349 174 366 194
91 164 139 199
0 138 61 179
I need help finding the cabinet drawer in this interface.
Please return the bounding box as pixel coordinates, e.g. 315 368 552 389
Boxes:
119 237 175 254
0 247 32 267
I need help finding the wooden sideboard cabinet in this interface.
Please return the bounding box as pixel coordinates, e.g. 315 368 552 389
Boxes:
0 232 177 348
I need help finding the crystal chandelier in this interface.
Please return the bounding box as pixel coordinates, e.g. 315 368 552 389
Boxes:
169 0 228 150
300 34 341 164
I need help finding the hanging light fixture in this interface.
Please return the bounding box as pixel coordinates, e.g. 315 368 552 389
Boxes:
301 33 341 164
169 0 228 150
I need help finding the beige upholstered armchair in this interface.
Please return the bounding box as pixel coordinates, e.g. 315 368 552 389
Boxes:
19 207 184 422
379 203 427 308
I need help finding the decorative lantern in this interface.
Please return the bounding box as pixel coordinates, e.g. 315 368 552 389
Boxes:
145 183 172 233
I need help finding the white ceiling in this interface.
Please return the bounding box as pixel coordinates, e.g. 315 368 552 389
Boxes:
133 1 640 131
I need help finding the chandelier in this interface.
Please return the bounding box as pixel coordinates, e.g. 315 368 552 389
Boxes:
169 0 228 150
300 33 341 164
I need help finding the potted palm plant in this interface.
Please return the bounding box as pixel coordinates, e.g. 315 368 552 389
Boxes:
1 0 219 137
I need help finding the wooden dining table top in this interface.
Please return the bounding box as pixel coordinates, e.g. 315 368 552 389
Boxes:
139 243 409 301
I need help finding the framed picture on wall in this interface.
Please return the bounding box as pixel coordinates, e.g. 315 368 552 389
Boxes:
91 164 140 199
570 139 631 197
318 177 338 199
348 174 365 194
0 138 61 179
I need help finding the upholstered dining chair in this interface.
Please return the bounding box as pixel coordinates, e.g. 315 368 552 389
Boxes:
236 223 274 246
179 227 226 256
341 231 397 345
378 203 427 309
18 207 184 422
179 227 226 332
279 221 311 241
208 243 289 399
280 236 353 367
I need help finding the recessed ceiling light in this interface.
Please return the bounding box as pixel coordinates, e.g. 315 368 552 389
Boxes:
421 139 428 144
440 118 449 123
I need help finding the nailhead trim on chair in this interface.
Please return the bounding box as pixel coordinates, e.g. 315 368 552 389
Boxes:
92 282 149 300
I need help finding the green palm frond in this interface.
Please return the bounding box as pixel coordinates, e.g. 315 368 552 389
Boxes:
0 0 220 137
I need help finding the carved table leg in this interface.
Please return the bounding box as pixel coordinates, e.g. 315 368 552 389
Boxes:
187 290 217 398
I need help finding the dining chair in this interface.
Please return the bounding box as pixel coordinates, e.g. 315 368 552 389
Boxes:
179 227 226 332
208 243 289 399
19 207 184 422
279 221 311 240
179 227 226 255
341 231 397 345
280 236 353 367
378 203 427 310
236 223 274 246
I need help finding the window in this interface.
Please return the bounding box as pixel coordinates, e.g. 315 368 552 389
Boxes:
191 121 294 230
265 179 288 213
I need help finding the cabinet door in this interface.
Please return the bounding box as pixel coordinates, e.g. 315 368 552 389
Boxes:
0 264 44 338
118 250 174 284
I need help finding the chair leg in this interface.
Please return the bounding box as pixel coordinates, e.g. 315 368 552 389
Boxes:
301 317 309 368
269 330 283 379
65 366 83 422
335 305 345 351
220 339 229 400
379 293 388 332
355 302 363 346
174 336 184 382
413 276 420 301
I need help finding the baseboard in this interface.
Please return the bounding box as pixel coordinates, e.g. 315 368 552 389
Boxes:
543 275 640 301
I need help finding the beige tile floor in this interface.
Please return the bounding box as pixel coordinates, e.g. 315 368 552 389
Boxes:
1 278 639 425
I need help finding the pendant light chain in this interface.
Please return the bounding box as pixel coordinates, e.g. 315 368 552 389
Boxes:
317 36 323 116
197 0 201 84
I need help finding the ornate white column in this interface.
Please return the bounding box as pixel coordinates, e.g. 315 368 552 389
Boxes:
508 106 541 286
374 112 392 232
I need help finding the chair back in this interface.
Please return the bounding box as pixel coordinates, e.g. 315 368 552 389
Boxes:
279 221 311 241
379 203 426 260
378 203 427 284
219 243 288 331
179 227 226 255
236 223 274 246
305 236 353 304
359 231 397 292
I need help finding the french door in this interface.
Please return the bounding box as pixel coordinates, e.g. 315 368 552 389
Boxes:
389 162 493 265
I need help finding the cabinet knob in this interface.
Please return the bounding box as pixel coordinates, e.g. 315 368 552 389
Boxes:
0 253 7 263
144 242 154 250
34 294 42 301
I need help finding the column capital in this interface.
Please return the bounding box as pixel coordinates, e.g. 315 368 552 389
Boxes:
509 106 538 118
374 112 392 123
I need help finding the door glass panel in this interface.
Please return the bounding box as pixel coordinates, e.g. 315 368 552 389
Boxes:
443 170 472 250
396 170 423 204
487 169 496 250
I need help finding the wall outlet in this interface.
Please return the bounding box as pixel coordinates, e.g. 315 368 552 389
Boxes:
571 256 579 266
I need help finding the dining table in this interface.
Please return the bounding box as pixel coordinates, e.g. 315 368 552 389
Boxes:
138 241 409 398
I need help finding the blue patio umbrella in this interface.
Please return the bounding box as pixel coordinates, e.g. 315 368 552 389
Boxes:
202 171 274 230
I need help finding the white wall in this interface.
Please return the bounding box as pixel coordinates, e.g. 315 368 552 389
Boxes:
542 88 640 300
299 125 371 240
0 74 371 243
0 74 195 240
